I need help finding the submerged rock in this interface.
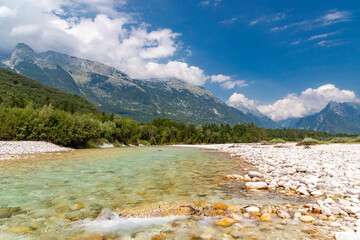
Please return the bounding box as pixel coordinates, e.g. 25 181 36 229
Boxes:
212 203 228 210
260 213 272 222
214 217 236 227
299 215 315 223
0 207 21 219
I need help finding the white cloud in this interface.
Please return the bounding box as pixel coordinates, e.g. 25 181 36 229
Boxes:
317 39 343 47
308 31 338 41
250 12 287 26
257 84 359 121
272 9 352 32
226 93 256 110
210 74 231 83
211 75 248 89
0 5 16 18
221 80 248 89
317 9 352 26
0 0 215 85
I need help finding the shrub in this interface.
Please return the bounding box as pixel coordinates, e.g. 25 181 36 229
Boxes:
270 138 286 144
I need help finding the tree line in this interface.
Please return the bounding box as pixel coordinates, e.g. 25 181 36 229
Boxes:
0 101 357 148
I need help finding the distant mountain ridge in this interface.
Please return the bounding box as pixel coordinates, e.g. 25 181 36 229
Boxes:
2 43 279 126
293 101 360 134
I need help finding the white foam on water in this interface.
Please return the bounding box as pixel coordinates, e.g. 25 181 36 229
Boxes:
71 209 188 234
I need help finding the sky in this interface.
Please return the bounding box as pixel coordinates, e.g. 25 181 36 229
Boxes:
0 0 359 121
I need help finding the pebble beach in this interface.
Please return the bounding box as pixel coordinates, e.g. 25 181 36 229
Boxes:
175 143 360 239
0 141 72 160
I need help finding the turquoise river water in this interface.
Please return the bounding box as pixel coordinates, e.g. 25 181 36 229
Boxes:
0 146 315 239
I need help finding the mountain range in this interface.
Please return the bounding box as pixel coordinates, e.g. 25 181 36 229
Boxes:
293 101 360 134
1 43 276 127
1 43 360 133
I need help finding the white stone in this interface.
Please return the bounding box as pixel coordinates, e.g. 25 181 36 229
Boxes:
324 198 336 205
297 187 310 196
245 182 268 190
330 206 342 215
321 206 332 216
246 206 260 213
248 171 262 178
334 231 359 240
311 190 324 196
339 199 352 206
329 222 342 227
343 206 360 214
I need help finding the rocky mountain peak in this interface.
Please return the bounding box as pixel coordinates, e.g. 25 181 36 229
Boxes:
10 43 36 66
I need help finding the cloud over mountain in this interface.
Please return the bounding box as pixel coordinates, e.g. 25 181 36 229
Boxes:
0 0 217 86
257 84 359 121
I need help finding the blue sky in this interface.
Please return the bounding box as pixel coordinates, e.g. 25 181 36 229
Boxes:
0 0 359 120
124 0 360 103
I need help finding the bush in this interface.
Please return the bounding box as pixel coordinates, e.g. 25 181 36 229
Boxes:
297 137 322 146
270 138 286 144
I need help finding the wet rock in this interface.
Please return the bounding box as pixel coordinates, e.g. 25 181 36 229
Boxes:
213 203 228 210
116 202 205 217
225 174 243 180
229 213 242 221
7 226 32 233
244 182 268 190
260 213 272 222
228 205 241 212
277 210 291 219
71 233 104 240
73 202 85 210
151 234 166 240
300 215 315 223
204 208 226 217
215 217 236 227
0 207 21 219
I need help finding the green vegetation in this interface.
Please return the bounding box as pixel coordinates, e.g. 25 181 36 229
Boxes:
270 138 286 144
0 67 358 148
0 68 99 114
1 102 358 148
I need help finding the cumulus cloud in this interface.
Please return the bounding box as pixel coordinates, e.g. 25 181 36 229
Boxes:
210 75 248 89
0 0 214 85
210 74 231 83
226 93 256 110
0 5 16 18
257 84 359 121
221 80 248 89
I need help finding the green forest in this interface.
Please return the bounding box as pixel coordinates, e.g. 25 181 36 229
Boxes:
1 103 357 148
0 68 358 148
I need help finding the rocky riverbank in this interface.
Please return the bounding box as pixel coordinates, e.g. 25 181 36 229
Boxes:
175 143 360 239
0 141 72 160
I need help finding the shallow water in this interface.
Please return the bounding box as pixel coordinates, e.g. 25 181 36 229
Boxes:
0 146 314 239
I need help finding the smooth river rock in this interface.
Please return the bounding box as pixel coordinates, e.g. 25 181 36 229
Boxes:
245 182 268 190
